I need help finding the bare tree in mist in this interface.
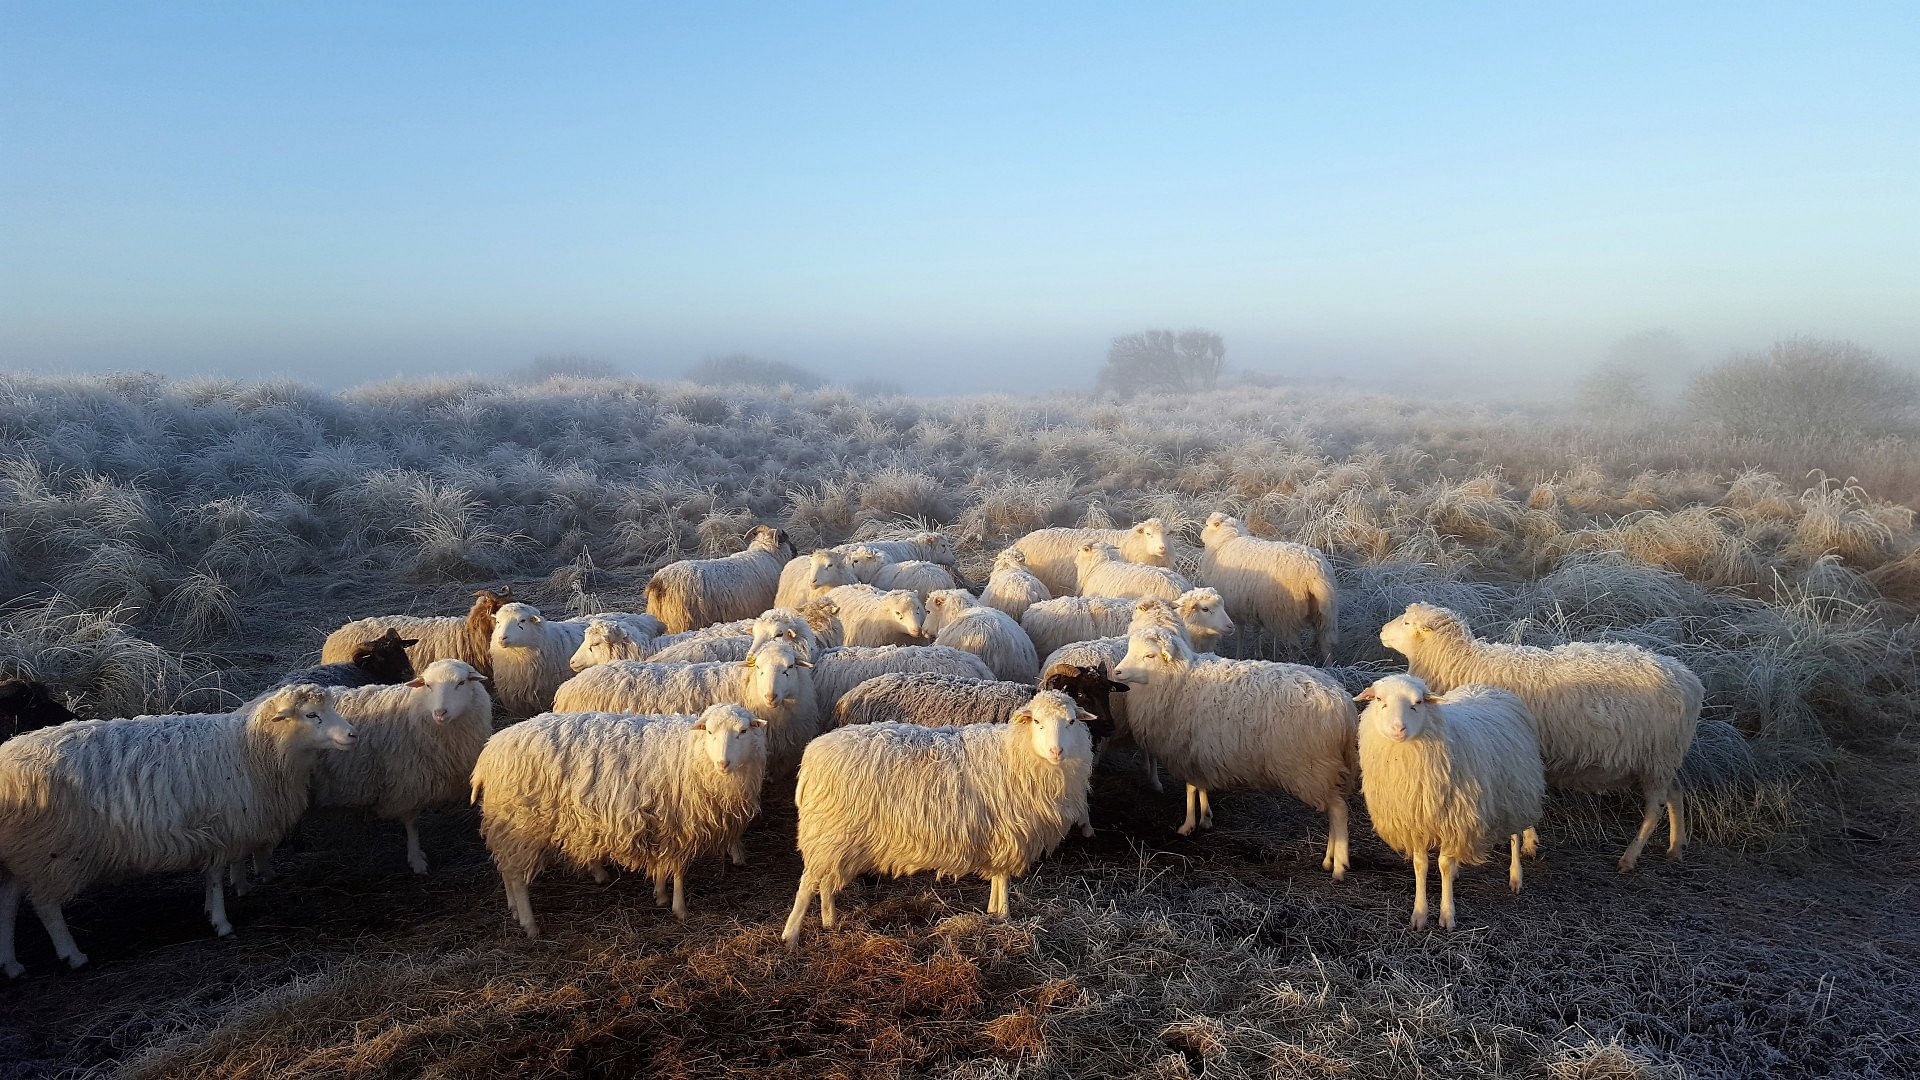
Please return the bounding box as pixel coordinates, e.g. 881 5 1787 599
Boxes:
1096 329 1225 397
687 353 824 390
1689 337 1919 442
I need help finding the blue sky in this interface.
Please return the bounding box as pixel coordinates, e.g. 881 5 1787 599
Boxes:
2 2 1915 392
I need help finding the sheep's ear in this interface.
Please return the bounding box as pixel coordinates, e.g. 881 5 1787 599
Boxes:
1419 695 1439 705
750 717 768 728
796 658 813 668
399 637 419 648
530 614 543 624
1106 680 1129 694
691 717 710 731
1353 687 1376 703
1012 709 1032 725
470 673 491 683
407 677 427 688
741 653 758 668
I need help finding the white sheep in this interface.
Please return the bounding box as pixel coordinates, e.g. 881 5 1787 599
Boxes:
839 532 958 568
490 603 661 716
823 585 927 647
646 608 821 664
923 589 1040 684
565 599 842 672
0 685 354 976
1354 674 1546 930
1012 519 1172 595
1022 588 1233 660
781 690 1092 946
551 638 819 775
775 550 858 610
1198 513 1340 663
645 525 797 634
980 547 1051 623
319 587 513 674
313 659 494 875
471 704 767 938
870 559 958 599
1381 602 1703 871
832 672 1037 729
1075 541 1192 602
835 544 892 583
811 645 996 716
1111 627 1356 878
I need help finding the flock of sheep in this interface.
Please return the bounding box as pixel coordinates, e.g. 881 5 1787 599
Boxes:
0 513 1703 975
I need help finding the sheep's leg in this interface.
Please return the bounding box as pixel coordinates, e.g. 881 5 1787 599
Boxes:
504 872 539 940
1078 813 1095 839
729 840 747 866
205 864 233 937
1509 834 1524 893
1618 788 1665 873
31 894 86 969
781 877 816 947
1143 753 1164 793
1197 788 1214 830
1324 798 1350 881
671 873 687 921
1437 853 1458 930
1409 850 1429 931
1665 790 1686 861
818 884 838 929
0 878 22 978
653 874 669 906
989 874 1009 919
1522 827 1540 859
1178 784 1201 835
228 860 249 895
397 814 429 876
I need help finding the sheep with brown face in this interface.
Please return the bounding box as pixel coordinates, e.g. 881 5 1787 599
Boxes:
1039 663 1127 748
319 586 512 675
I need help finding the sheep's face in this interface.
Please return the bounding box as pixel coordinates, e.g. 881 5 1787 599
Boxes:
492 603 548 649
1040 665 1127 744
750 613 816 660
1177 588 1235 649
747 525 796 561
1355 675 1435 742
923 589 976 634
1380 605 1449 655
1013 690 1088 766
694 704 767 775
887 591 927 638
411 659 490 725
1075 541 1120 572
1111 627 1190 687
267 687 355 752
916 532 959 566
992 547 1028 574
350 628 418 684
569 620 632 671
1199 514 1247 550
741 641 810 710
809 550 855 589
1132 519 1171 563
843 546 887 582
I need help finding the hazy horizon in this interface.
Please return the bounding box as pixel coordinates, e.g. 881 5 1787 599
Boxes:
4 3 1915 394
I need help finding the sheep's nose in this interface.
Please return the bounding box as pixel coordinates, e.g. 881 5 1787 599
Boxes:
433 708 449 721
1387 724 1407 741
570 660 586 671
1048 748 1062 763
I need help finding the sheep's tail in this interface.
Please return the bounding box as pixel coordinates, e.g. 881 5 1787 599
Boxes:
469 772 485 807
1307 577 1338 665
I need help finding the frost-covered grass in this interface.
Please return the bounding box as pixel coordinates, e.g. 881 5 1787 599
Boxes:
1 371 1917 1077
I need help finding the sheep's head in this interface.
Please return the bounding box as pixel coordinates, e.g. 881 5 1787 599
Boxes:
740 639 811 711
491 603 547 649
693 703 767 775
1075 541 1120 571
1200 513 1248 549
885 590 927 639
256 684 354 752
747 525 796 561
808 549 855 589
570 619 633 671
750 609 818 660
992 547 1029 574
1379 603 1465 656
0 679 75 735
1355 674 1438 742
915 531 959 566
1176 588 1234 650
1012 689 1088 766
923 588 978 635
841 545 888 582
1111 626 1193 687
1131 518 1171 563
1040 664 1126 745
350 628 418 685
1127 596 1180 636
799 598 842 645
408 659 490 725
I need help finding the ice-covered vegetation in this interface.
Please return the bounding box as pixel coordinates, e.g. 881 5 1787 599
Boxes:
1 369 1917 1077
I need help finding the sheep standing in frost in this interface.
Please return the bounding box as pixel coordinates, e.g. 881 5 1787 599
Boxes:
811 645 995 715
823 585 927 646
645 525 796 634
1111 627 1356 878
552 639 818 774
1381 602 1702 871
1355 674 1545 930
488 603 662 716
870 560 958 599
782 690 1092 946
320 587 512 674
775 550 857 610
1013 519 1172 595
472 704 766 938
923 589 1040 684
314 659 494 875
0 685 353 976
981 547 1051 623
1076 542 1192 602
832 672 1038 729
277 628 417 689
1023 587 1233 660
1198 513 1339 663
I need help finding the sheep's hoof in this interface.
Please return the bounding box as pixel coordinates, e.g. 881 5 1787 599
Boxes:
782 932 801 949
1078 823 1095 839
1175 824 1196 837
1330 865 1347 883
1439 913 1456 931
64 951 90 970
1409 911 1427 931
1617 857 1638 874
213 921 233 938
3 961 22 978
